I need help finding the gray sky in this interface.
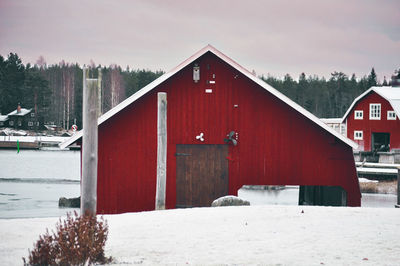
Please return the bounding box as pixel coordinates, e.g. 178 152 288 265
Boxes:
0 0 399 80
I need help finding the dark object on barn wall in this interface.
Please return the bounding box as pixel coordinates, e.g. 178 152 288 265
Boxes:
299 186 347 206
60 45 361 214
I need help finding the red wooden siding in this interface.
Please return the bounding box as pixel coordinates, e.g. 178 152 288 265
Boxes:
346 92 400 151
96 51 360 214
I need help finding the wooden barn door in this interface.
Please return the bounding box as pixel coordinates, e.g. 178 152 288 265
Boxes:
176 144 229 208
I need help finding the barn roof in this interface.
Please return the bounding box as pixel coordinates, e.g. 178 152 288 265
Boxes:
341 86 400 123
60 45 357 149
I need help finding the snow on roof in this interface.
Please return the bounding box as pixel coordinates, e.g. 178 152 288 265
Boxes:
0 115 8 122
320 118 342 124
341 86 400 123
60 45 357 149
7 108 32 116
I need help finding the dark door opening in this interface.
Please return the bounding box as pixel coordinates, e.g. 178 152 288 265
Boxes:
371 132 390 152
176 144 229 208
299 186 347 206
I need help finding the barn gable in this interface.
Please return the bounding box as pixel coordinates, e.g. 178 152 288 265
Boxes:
60 45 356 149
61 46 362 212
342 86 400 122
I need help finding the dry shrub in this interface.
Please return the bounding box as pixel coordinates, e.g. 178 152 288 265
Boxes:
360 180 397 194
23 211 112 265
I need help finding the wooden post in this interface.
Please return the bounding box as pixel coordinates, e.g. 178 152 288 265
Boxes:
397 168 400 208
81 67 99 216
155 92 167 210
97 69 102 116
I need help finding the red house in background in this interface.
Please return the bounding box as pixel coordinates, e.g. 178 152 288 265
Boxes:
62 45 361 213
341 87 400 152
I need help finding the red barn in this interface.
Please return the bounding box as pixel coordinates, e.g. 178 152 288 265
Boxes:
62 45 361 212
341 86 400 152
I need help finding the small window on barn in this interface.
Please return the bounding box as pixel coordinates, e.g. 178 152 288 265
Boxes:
28 121 33 126
354 131 363 140
387 111 396 120
369 104 381 120
354 110 363 120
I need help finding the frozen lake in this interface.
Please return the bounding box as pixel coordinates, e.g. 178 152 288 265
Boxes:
0 149 397 219
0 149 80 219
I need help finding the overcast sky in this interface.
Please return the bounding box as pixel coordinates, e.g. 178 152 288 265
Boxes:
0 0 399 81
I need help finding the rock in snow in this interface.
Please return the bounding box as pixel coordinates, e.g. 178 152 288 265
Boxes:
211 195 250 207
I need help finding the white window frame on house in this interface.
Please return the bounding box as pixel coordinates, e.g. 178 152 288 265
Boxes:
387 111 396 120
354 110 363 120
28 121 33 126
9 121 14 126
30 113 35 117
369 103 381 120
354 130 363 140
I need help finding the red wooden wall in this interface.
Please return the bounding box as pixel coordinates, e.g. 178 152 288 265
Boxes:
96 52 361 214
346 92 400 151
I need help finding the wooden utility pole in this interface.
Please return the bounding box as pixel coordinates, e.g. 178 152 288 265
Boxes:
81 67 99 216
397 168 400 208
97 69 102 116
155 92 167 210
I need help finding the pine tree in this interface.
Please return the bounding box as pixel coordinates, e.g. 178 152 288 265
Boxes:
367 67 377 88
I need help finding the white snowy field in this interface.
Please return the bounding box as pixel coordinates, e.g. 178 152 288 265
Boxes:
1 205 399 265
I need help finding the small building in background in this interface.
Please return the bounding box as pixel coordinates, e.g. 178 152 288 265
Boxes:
320 118 346 136
341 86 400 162
0 115 9 127
5 104 41 130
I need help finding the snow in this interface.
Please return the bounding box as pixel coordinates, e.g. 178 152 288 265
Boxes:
359 178 379 183
1 205 400 265
0 135 70 143
357 167 398 175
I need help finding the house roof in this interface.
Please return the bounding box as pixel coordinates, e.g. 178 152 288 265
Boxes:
60 45 357 149
7 108 32 116
341 86 400 123
0 115 9 122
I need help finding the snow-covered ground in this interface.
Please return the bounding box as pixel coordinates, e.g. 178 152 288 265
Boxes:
1 205 399 265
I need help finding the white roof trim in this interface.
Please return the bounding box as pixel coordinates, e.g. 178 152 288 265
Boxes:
341 86 400 123
60 45 357 149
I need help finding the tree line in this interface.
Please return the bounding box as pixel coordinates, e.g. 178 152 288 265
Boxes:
261 68 392 118
0 53 163 129
0 52 398 130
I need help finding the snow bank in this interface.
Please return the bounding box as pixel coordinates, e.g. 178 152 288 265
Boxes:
1 205 399 265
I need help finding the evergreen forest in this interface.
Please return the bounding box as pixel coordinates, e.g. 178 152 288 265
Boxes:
0 53 397 129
